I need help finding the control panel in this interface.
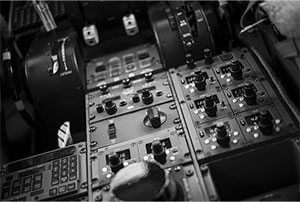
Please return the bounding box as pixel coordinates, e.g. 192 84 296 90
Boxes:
0 143 87 201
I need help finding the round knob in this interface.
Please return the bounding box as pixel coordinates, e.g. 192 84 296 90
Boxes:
204 95 217 117
96 104 104 113
132 93 140 103
151 140 167 164
108 152 124 173
99 84 109 94
104 161 184 201
194 70 206 91
258 110 273 135
144 71 154 82
216 122 230 147
243 82 256 105
141 89 154 105
204 48 213 64
104 98 118 115
229 59 243 80
147 107 162 128
122 78 131 88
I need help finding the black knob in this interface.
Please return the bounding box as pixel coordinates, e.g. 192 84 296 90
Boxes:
145 71 154 82
243 82 257 105
132 93 140 103
204 95 217 117
122 78 131 88
186 53 196 69
104 98 117 115
108 152 124 173
99 84 109 94
216 122 230 147
204 48 213 64
259 110 273 135
96 104 104 113
194 70 206 91
229 59 243 80
151 140 167 164
147 107 162 128
142 89 154 105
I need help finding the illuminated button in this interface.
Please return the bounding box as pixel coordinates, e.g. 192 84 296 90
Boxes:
211 145 217 150
169 156 176 162
233 131 239 136
102 167 108 173
232 139 238 144
253 133 260 138
239 103 244 108
246 127 252 133
200 114 205 119
254 125 259 130
204 139 210 144
233 99 237 103
211 137 217 142
275 119 281 124
143 156 149 161
239 97 244 101
106 173 112 179
226 78 231 83
123 161 129 167
275 126 280 132
165 150 170 155
221 75 225 79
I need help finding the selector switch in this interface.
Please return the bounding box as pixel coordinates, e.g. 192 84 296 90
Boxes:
243 82 257 105
99 84 109 94
144 71 154 82
216 122 230 147
122 78 131 88
108 152 124 173
229 59 243 80
132 93 140 103
194 70 206 91
104 98 118 115
143 107 167 128
204 48 213 64
141 89 154 105
186 53 196 69
151 140 167 164
259 110 273 135
204 95 217 117
147 107 161 128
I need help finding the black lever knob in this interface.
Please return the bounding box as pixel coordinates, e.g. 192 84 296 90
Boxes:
243 82 256 105
108 152 124 173
141 89 154 105
204 48 213 64
186 53 196 69
132 93 140 103
204 94 217 117
216 122 230 147
122 78 131 88
194 70 206 91
144 71 154 82
229 59 243 80
258 110 273 135
151 140 167 164
96 104 104 113
104 98 118 115
147 107 162 128
99 84 109 94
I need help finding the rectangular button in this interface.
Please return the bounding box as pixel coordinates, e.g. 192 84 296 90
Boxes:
61 170 68 177
33 173 42 182
60 176 68 183
69 174 77 181
49 188 57 196
12 179 22 196
33 182 42 190
51 178 59 186
67 183 76 191
58 186 66 193
61 158 68 165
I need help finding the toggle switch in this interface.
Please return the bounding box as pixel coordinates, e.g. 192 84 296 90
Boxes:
151 140 167 164
204 95 217 117
229 59 243 80
194 70 206 91
216 122 230 147
104 98 118 115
